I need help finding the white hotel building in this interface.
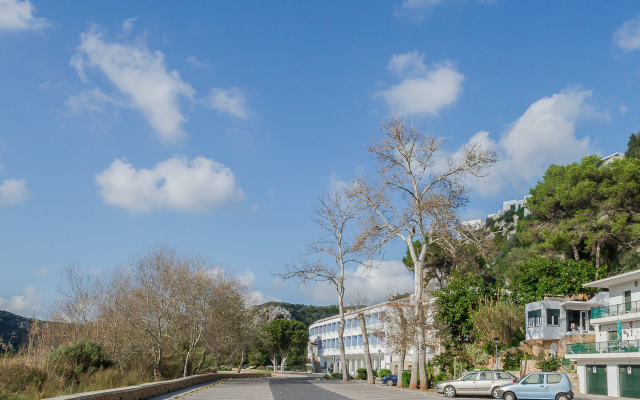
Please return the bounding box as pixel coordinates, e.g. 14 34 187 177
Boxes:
307 298 438 375
565 270 640 398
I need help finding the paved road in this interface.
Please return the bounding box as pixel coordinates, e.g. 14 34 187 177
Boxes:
148 376 599 400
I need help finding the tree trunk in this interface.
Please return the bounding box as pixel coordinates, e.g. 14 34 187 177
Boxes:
572 244 580 261
358 313 375 384
237 349 245 373
419 345 428 390
183 347 193 377
194 349 209 375
397 348 406 388
338 293 348 381
595 241 601 278
409 348 419 389
270 356 278 374
280 355 287 374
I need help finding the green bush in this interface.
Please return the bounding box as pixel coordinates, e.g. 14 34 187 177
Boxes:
535 352 562 372
0 363 48 395
330 372 341 378
47 340 111 380
356 368 367 380
502 349 525 371
401 370 414 388
434 370 450 386
378 368 392 379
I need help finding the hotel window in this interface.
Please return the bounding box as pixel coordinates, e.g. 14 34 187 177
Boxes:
318 341 322 350
547 309 560 326
346 336 351 347
331 339 335 348
358 335 363 346
337 321 341 329
332 322 336 331
352 335 357 345
319 326 322 334
372 313 378 325
346 319 351 329
528 309 542 327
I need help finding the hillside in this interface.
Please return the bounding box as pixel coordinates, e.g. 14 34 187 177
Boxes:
257 302 339 327
0 310 30 352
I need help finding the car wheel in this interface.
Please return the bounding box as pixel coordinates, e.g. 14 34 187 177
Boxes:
444 386 457 397
504 392 516 400
386 379 394 386
492 387 500 399
556 394 569 400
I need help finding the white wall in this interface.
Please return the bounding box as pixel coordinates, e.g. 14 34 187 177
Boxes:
525 300 563 340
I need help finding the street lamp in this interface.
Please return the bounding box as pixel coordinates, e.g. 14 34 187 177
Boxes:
493 337 500 370
378 349 382 371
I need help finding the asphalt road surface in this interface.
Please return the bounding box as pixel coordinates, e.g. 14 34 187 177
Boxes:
148 376 597 400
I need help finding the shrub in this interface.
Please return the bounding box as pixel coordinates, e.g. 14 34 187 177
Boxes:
378 368 392 379
47 340 111 380
401 370 414 388
356 368 367 380
330 372 341 378
0 363 48 395
535 352 562 372
502 349 525 371
434 370 449 386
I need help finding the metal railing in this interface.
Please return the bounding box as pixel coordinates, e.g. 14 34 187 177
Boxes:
591 301 639 319
566 340 640 354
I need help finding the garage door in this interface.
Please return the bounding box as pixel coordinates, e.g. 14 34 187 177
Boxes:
620 365 640 398
586 365 607 395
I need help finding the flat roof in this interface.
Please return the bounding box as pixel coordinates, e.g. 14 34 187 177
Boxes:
583 269 640 289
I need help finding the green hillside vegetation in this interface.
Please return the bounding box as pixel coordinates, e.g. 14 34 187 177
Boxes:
259 302 339 327
0 311 31 353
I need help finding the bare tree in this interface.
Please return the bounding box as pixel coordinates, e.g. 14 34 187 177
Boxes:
349 291 375 384
278 189 367 381
349 116 496 390
376 297 413 387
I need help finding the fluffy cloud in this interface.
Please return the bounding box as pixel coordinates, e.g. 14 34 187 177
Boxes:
378 51 463 116
614 14 640 52
206 88 249 118
0 286 41 315
71 29 196 143
34 266 49 277
0 178 29 207
0 0 49 31
95 156 245 213
464 88 597 196
65 87 124 114
238 269 256 287
304 260 415 304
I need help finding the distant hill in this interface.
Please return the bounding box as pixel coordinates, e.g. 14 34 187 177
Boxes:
0 310 31 352
256 302 339 327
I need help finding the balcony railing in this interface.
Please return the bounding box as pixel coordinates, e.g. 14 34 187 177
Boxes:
591 301 639 319
566 340 640 354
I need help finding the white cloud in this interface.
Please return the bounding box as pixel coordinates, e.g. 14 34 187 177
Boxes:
250 203 261 212
378 52 464 116
187 56 210 70
327 171 349 194
121 17 137 36
0 178 29 208
464 88 597 196
34 266 49 276
614 14 640 52
65 87 124 114
248 291 281 306
71 28 196 143
0 0 49 31
206 87 249 118
619 104 629 116
88 267 102 275
0 286 41 315
95 156 245 213
304 260 415 304
238 269 256 287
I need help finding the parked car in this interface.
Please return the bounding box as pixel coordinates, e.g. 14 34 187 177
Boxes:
497 372 573 400
437 370 518 398
381 370 411 386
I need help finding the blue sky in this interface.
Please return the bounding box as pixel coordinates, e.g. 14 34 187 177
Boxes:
1 0 639 316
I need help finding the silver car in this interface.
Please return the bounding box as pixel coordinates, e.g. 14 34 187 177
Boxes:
437 371 518 398
497 372 573 400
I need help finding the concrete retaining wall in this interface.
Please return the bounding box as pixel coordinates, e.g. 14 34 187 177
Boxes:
44 372 271 400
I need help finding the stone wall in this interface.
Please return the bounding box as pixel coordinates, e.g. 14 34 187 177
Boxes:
44 372 271 400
